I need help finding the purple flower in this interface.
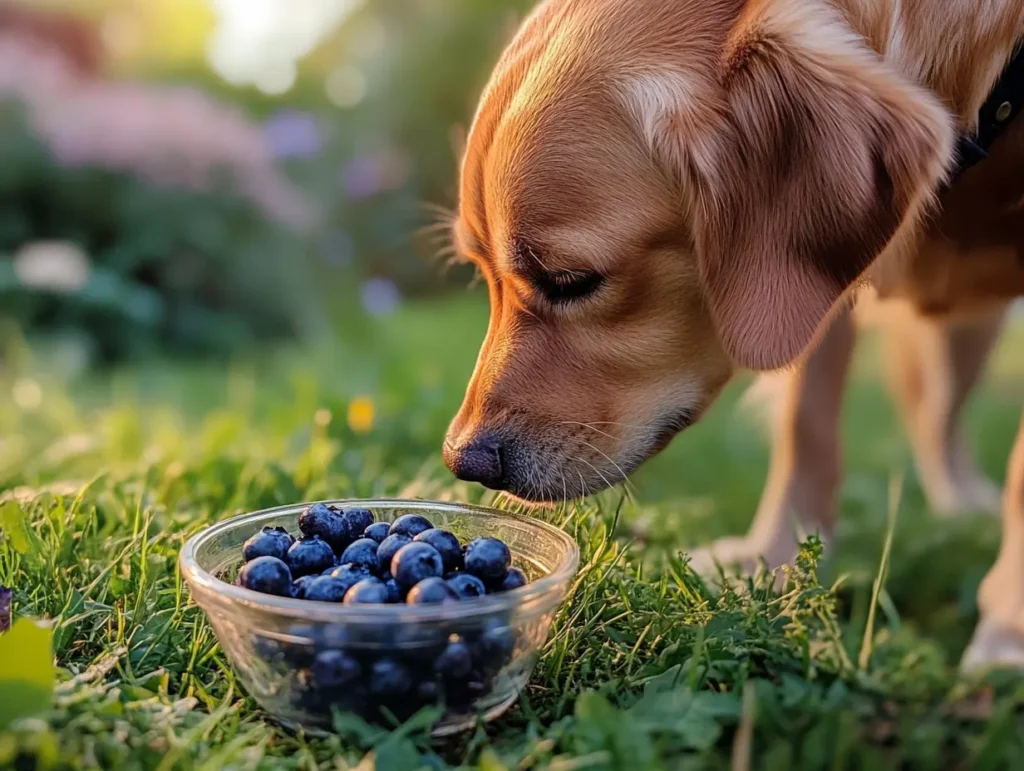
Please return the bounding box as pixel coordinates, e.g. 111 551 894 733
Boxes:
343 154 383 200
0 586 10 633
342 147 411 200
262 109 322 159
360 278 401 316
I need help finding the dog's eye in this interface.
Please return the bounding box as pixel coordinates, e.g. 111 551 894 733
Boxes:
537 270 604 303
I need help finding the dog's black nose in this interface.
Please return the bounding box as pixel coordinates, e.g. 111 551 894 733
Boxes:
444 433 506 489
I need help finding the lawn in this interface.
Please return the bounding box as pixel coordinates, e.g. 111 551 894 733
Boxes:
1 295 1023 770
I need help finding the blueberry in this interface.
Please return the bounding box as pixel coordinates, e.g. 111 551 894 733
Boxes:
311 649 361 689
466 678 488 701
416 679 440 703
406 576 457 604
341 507 375 538
291 574 315 599
286 536 336 577
446 678 487 711
413 529 463 573
391 542 444 588
363 522 391 544
447 573 487 600
328 564 373 594
376 534 412 574
434 638 472 680
303 575 350 603
254 632 314 669
370 658 413 697
388 514 434 538
473 618 517 673
238 556 292 596
286 623 318 642
496 566 528 592
391 625 447 661
344 578 390 604
242 526 294 562
298 503 350 552
383 577 403 603
282 625 319 667
464 537 511 581
339 538 379 573
316 623 350 650
253 634 287 663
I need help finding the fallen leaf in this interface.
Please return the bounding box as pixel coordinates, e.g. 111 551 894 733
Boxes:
0 617 55 727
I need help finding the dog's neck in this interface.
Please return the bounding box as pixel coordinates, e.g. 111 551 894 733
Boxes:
835 0 1024 128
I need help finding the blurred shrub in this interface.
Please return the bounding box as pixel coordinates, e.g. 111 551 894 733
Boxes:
329 0 533 294
249 0 535 299
55 0 535 311
0 0 535 363
0 104 321 363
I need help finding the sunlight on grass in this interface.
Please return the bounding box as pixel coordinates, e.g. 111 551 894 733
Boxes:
0 301 1022 768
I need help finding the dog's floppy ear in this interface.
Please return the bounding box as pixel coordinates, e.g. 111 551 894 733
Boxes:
690 0 953 370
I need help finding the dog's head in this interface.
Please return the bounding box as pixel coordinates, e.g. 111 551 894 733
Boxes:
444 0 953 501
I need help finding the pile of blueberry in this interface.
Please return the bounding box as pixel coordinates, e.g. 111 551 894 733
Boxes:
237 504 527 603
234 504 528 723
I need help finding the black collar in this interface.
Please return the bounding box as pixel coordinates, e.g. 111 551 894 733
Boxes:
952 42 1024 179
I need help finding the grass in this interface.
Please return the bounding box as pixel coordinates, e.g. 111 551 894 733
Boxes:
1 295 1023 770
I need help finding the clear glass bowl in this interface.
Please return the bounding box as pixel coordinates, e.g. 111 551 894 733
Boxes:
179 499 579 736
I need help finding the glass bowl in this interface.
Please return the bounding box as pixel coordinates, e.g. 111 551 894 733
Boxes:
179 499 579 736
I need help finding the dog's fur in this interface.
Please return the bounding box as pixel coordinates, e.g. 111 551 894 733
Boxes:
446 0 1024 668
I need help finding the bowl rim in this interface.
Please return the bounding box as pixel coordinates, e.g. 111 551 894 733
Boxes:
179 498 581 624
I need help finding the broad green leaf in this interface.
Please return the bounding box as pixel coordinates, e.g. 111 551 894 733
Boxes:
574 691 654 769
0 618 55 728
0 501 30 554
373 737 423 771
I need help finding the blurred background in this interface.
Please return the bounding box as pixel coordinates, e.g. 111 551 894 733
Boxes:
3 5 1024 762
2 0 1023 665
1 0 1020 565
0 0 531 365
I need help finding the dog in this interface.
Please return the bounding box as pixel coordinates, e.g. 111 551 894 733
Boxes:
442 0 1024 670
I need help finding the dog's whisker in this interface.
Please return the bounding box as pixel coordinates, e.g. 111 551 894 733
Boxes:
557 420 620 441
425 235 456 250
433 246 460 263
517 304 543 324
560 467 579 508
577 439 629 482
574 441 640 501
572 455 617 495
415 220 457 236
571 464 587 501
424 237 455 251
417 201 456 220
523 243 553 272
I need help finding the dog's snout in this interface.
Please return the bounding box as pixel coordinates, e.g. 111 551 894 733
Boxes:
444 433 506 489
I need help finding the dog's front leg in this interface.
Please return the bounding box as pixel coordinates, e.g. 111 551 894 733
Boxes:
961 412 1024 671
689 309 855 576
882 303 1004 515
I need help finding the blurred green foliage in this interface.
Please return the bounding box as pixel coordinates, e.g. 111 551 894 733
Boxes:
0 0 534 362
165 0 536 296
280 0 536 296
0 104 321 363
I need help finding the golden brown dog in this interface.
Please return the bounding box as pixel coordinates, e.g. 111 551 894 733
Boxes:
444 0 1024 669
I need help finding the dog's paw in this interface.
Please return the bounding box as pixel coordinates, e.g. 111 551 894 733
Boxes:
961 618 1024 673
929 473 1002 518
686 536 799 583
